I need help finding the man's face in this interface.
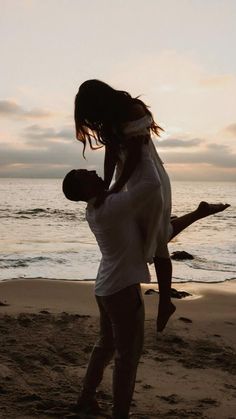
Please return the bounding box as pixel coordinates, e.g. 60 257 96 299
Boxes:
75 169 104 199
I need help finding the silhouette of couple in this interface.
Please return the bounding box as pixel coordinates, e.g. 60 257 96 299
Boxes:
63 79 229 419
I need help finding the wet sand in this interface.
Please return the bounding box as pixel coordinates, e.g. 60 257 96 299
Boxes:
0 279 236 418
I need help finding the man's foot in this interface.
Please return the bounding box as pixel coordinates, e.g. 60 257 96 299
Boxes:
73 395 101 415
156 302 176 332
196 201 230 218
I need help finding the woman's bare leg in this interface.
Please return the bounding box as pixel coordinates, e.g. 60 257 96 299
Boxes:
154 201 230 332
153 256 176 332
170 202 230 241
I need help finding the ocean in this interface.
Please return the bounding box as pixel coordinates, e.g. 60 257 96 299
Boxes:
0 178 235 283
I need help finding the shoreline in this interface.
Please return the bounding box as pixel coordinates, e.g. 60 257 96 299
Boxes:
1 278 236 317
1 276 236 284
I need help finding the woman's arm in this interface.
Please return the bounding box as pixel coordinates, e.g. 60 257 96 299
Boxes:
104 145 118 189
109 102 148 193
109 135 145 194
99 103 147 201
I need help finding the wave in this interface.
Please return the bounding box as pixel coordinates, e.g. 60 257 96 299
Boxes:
172 276 236 284
1 276 236 284
0 208 85 221
0 256 67 269
184 258 236 274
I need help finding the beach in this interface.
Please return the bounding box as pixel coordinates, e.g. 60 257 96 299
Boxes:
0 279 235 418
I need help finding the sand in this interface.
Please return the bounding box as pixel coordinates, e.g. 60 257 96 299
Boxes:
0 279 236 419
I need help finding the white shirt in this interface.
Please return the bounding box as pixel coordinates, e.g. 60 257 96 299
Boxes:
86 148 165 296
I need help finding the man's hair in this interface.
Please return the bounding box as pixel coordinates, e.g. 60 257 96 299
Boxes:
62 170 85 202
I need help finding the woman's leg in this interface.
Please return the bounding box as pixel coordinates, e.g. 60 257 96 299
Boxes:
170 201 230 241
154 202 230 332
153 256 176 332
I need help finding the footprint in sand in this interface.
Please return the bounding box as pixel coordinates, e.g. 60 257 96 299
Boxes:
178 317 193 323
224 383 236 390
142 384 153 390
0 300 9 306
157 394 182 404
198 397 219 406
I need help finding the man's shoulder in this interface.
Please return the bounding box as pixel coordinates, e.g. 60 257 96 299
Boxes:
87 191 131 220
104 191 131 207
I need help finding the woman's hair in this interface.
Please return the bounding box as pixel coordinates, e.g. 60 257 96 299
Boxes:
74 79 163 156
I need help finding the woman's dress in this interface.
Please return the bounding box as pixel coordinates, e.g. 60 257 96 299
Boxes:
116 115 172 263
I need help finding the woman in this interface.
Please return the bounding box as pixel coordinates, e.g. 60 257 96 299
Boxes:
74 79 229 332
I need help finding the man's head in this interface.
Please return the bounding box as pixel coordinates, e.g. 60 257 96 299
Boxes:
62 169 105 202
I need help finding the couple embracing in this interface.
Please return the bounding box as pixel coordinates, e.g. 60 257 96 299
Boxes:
62 79 229 419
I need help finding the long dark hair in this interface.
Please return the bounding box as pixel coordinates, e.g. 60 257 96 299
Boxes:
74 79 163 156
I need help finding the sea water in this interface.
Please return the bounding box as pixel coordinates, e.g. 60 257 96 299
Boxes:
0 178 235 283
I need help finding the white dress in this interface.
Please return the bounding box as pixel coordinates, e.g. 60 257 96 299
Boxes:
116 115 172 262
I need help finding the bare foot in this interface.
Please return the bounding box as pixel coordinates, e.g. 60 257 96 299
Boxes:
197 201 230 218
156 302 176 333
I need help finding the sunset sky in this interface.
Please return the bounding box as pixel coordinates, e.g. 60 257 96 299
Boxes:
1 0 236 181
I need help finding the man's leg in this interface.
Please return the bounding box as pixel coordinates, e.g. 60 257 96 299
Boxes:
76 298 115 412
103 284 145 419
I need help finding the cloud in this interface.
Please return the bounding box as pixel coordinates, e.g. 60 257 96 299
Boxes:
0 100 52 119
0 131 235 180
199 75 235 88
161 143 236 169
23 124 74 142
0 118 235 180
109 50 236 138
0 137 105 178
157 138 202 148
224 123 236 136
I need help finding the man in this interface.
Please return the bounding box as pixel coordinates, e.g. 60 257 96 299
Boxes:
62 153 161 419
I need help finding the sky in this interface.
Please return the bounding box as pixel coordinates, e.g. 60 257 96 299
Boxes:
1 0 236 181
